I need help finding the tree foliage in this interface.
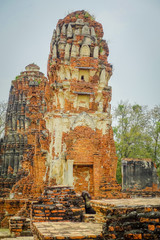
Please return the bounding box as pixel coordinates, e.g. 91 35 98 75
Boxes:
0 101 7 138
112 101 160 183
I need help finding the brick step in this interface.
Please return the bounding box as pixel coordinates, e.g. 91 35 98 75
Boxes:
32 204 63 209
44 186 74 192
44 193 77 198
124 190 160 198
40 199 82 205
41 195 79 200
20 230 33 236
33 201 83 208
34 203 83 209
33 210 82 214
33 204 83 209
45 185 73 190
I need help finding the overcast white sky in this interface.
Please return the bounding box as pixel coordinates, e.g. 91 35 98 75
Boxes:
0 0 160 107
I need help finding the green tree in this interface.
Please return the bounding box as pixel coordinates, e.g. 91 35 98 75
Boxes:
148 106 160 165
112 101 160 183
0 101 7 138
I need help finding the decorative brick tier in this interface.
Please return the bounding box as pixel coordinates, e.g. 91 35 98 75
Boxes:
31 186 85 222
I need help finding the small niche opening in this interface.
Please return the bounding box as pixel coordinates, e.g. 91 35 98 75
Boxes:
79 69 89 82
81 75 84 81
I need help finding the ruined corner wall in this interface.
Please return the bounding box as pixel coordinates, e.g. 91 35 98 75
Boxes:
122 158 160 196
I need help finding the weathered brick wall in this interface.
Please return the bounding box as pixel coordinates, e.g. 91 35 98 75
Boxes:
63 126 120 198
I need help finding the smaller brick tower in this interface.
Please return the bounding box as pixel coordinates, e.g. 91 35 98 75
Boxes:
0 64 48 198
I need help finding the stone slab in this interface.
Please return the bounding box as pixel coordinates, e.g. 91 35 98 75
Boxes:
33 222 103 240
3 238 34 240
91 197 160 208
0 228 11 238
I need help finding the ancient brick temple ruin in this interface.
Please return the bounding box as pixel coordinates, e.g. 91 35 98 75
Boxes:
0 10 121 199
1 10 160 240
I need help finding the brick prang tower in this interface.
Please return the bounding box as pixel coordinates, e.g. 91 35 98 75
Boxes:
45 10 120 198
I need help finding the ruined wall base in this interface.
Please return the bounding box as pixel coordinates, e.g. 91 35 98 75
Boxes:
0 199 28 228
9 216 32 237
123 190 160 198
31 185 85 222
91 198 160 240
